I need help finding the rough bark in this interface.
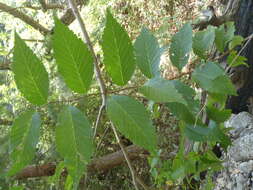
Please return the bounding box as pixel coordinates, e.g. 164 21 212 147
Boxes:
225 0 253 113
15 145 148 180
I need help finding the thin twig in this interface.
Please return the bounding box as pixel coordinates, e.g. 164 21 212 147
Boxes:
67 0 107 139
22 38 45 43
110 122 139 190
24 4 64 10
225 33 253 73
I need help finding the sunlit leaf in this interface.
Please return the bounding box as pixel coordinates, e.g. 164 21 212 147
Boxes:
53 18 94 93
12 33 49 105
56 106 93 189
102 10 136 85
8 110 41 176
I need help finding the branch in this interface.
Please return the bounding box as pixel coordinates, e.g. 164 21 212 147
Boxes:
24 4 64 10
111 122 147 190
15 145 148 179
0 58 11 70
38 0 47 11
0 2 50 35
0 118 12 125
67 0 106 138
60 0 87 26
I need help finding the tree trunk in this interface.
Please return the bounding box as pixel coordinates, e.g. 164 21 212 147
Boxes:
225 0 253 113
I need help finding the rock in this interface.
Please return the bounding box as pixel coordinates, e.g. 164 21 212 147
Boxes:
214 112 253 190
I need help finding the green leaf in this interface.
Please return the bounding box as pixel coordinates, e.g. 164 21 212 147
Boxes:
140 77 187 105
193 26 215 59
49 161 65 188
56 106 93 189
8 110 41 176
53 18 94 93
170 80 199 110
10 187 24 190
169 23 192 70
107 95 157 153
102 10 136 85
208 93 228 107
227 51 248 67
198 151 222 172
206 105 231 123
134 27 163 78
192 62 236 95
209 75 237 95
64 175 73 190
167 103 195 124
215 22 235 52
184 120 230 144
171 152 198 180
12 33 49 105
229 35 244 50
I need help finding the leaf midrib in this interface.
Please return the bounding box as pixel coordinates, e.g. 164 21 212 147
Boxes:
17 42 46 103
111 98 152 147
60 30 86 92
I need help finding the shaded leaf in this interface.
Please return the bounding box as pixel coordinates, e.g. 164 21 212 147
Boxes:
193 26 215 59
140 77 187 105
206 105 231 123
107 95 157 153
102 10 136 85
215 22 235 52
227 51 248 67
192 62 236 95
53 18 94 93
184 120 230 146
198 151 222 172
171 152 198 180
134 27 163 78
56 106 93 189
171 80 199 110
169 23 192 70
166 103 195 124
8 110 41 176
209 75 237 95
12 33 49 105
229 35 244 50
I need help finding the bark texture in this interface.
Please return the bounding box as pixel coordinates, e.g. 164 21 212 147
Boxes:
226 0 253 113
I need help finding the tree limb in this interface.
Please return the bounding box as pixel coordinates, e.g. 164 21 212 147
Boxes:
60 0 87 26
24 4 64 10
0 119 12 125
0 58 11 70
15 145 148 180
0 2 50 35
